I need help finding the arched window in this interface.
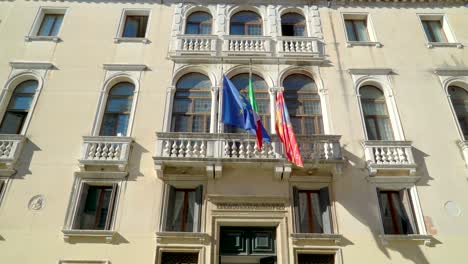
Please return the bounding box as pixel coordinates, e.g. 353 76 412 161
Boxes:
185 11 212 35
281 13 306 36
230 11 262 36
283 74 323 135
360 86 394 141
0 80 38 134
99 82 135 136
227 73 270 133
172 73 211 133
448 86 468 138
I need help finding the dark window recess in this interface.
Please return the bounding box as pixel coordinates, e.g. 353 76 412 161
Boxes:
344 19 369 42
220 227 276 256
230 11 262 36
281 13 306 36
448 86 468 139
0 80 38 134
185 11 212 34
38 14 64 36
72 184 117 230
421 20 447 43
161 252 198 264
360 85 394 141
100 82 134 136
377 189 418 235
165 185 203 232
293 187 332 234
298 254 335 264
122 15 148 38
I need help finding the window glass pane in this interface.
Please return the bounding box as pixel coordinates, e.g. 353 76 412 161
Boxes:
427 20 446 42
230 11 262 35
391 192 412 234
116 115 129 136
310 192 323 233
192 116 206 132
303 101 322 115
247 24 262 35
100 114 118 136
422 21 435 42
177 73 211 90
362 101 387 115
186 23 199 34
0 112 26 134
294 25 305 36
345 20 357 41
14 80 38 94
194 99 211 113
50 15 63 36
257 101 269 114
281 13 305 37
80 186 113 230
110 83 134 96
379 192 395 234
283 74 317 92
123 16 147 38
376 118 394 141
8 96 33 111
231 74 267 91
298 192 310 233
365 118 378 140
200 24 212 34
173 99 191 113
186 191 195 231
106 98 132 113
304 117 319 135
186 12 212 35
169 190 185 231
354 20 369 41
291 117 302 135
173 115 189 132
231 11 261 23
230 24 245 35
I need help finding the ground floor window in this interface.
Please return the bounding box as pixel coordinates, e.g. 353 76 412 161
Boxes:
161 252 198 264
297 253 335 264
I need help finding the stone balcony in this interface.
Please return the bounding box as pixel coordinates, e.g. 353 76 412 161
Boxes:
170 35 324 63
0 134 26 176
362 140 417 177
78 136 133 173
153 132 342 180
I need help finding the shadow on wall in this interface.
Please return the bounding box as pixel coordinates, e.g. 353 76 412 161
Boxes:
339 146 439 264
14 139 41 179
127 142 149 181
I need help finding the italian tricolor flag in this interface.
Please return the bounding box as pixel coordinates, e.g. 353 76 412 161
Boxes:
248 78 265 150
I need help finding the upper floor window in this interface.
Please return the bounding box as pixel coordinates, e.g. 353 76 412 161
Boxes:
360 86 393 141
164 185 203 232
344 18 369 42
293 187 332 234
99 82 135 136
230 11 262 36
186 11 212 35
122 15 148 38
0 80 38 134
283 74 323 135
38 14 64 37
377 189 417 235
171 73 211 133
72 183 118 230
448 86 468 138
281 13 306 37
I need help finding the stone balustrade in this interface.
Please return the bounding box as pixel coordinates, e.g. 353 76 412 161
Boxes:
223 36 271 54
363 140 416 176
79 136 133 172
176 34 217 55
277 37 322 55
0 134 26 176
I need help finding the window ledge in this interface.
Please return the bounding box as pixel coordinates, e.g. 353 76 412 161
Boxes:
427 42 463 48
62 229 117 243
114 37 150 44
156 231 210 244
25 35 61 42
380 234 433 246
346 41 382 48
291 233 343 244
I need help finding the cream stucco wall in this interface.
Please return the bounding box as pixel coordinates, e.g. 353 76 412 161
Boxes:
0 0 467 264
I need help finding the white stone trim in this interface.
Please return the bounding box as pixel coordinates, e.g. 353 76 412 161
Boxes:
155 245 205 264
348 68 406 140
91 67 144 137
292 247 343 264
417 13 462 48
341 12 381 47
0 177 10 207
1 65 49 135
25 6 68 42
372 184 428 239
114 8 151 43
63 177 125 242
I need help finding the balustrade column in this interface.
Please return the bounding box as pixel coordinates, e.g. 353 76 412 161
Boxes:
210 86 219 133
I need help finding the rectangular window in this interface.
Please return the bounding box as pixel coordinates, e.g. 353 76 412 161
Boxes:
72 183 118 230
421 20 447 43
298 254 335 264
377 189 418 235
344 19 369 42
161 252 198 264
293 187 332 234
122 15 148 38
37 14 64 36
164 185 203 232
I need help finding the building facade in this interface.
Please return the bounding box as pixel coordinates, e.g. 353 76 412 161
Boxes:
0 0 467 263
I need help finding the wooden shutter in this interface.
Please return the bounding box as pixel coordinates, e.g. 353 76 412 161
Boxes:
319 187 332 234
164 185 176 231
292 187 301 233
193 185 204 232
72 183 90 229
399 188 417 234
104 183 118 230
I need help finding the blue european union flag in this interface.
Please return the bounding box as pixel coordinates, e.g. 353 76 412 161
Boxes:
222 75 257 135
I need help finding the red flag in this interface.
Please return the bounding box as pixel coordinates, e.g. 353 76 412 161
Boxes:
275 91 304 167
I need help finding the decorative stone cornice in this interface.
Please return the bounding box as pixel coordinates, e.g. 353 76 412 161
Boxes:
103 64 147 71
348 68 393 75
10 61 55 70
434 68 468 76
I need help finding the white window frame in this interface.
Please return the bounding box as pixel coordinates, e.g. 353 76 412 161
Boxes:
417 14 463 49
373 183 430 244
181 7 216 35
276 8 309 37
341 13 381 48
0 62 52 135
114 9 151 44
348 68 405 141
91 64 145 137
226 6 266 36
25 7 68 42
